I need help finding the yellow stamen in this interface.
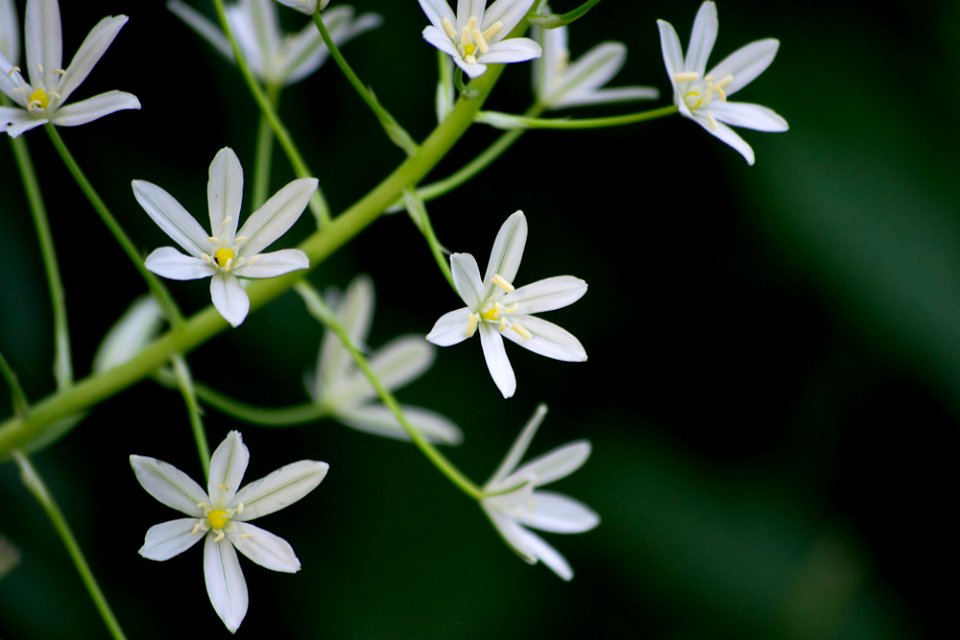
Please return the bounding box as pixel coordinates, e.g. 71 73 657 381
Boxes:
471 28 489 54
705 112 719 131
510 323 533 340
465 312 479 337
207 509 230 530
674 71 699 83
27 87 49 111
213 530 226 542
441 17 457 39
214 247 235 268
481 21 503 41
492 274 515 293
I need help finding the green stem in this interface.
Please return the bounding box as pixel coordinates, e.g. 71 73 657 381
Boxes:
311 11 418 156
529 0 602 28
171 355 210 478
0 351 29 419
12 451 128 640
402 189 455 291
0 62 505 460
477 104 679 129
210 0 331 227
297 284 482 500
251 84 281 211
44 126 184 327
7 131 73 388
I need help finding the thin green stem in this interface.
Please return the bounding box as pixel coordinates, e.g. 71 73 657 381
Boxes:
477 104 679 129
171 355 210 478
12 450 128 640
0 351 29 419
251 84 281 211
7 129 72 388
402 189 455 291
0 61 506 460
210 0 331 226
297 283 482 500
529 0 602 28
44 126 184 327
311 11 418 156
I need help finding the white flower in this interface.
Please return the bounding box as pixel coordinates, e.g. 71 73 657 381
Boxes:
309 275 463 445
133 147 316 327
482 404 598 581
419 0 542 78
92 296 164 373
131 431 329 633
168 0 380 87
532 12 658 109
275 0 328 15
0 0 140 138
0 0 18 62
426 211 587 399
657 1 788 165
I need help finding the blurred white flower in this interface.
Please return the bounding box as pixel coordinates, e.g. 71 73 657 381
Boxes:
419 0 542 78
0 0 140 137
426 211 587 399
657 1 787 165
131 431 329 633
482 404 598 580
92 296 164 373
0 0 18 62
275 0 328 15
133 147 315 327
309 275 462 445
168 0 379 87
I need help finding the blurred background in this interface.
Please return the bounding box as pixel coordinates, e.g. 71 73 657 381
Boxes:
0 0 953 637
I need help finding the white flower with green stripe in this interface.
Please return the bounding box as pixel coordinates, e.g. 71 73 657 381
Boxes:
133 147 316 327
426 211 587 398
131 431 328 633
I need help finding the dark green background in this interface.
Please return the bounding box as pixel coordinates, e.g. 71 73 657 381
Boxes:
0 0 951 637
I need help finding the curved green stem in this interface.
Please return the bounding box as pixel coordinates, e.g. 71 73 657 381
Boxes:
0 351 29 419
171 355 210 478
7 131 72 388
210 0 331 227
477 104 679 129
402 189 455 291
312 10 418 156
44 126 184 327
0 61 505 460
12 451 128 640
297 283 482 500
251 84 281 211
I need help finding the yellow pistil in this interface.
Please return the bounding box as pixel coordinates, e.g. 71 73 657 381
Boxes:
207 508 230 530
27 87 49 111
214 247 235 269
481 303 503 322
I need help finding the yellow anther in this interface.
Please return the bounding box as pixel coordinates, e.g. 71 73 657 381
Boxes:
213 530 226 543
236 502 244 514
466 16 478 30
465 312 479 338
207 509 230 530
27 87 49 111
191 521 203 535
674 71 699 83
441 17 457 39
705 112 719 131
471 28 489 54
214 247 235 268
492 274 515 293
6 65 20 77
510 323 533 340
481 21 503 41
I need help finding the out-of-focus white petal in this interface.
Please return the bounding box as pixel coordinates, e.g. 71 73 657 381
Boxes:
232 460 328 521
231 248 308 278
49 90 140 127
210 273 250 327
656 19 683 81
480 323 516 398
516 491 599 533
483 210 527 293
503 276 587 314
133 180 210 257
207 147 244 243
426 307 473 347
1 0 20 62
237 177 316 256
145 247 214 280
693 115 755 165
502 314 587 362
130 455 207 517
685 0 717 76
319 275 374 386
484 509 536 564
93 296 164 373
516 523 573 581
337 403 463 445
167 0 233 61
207 431 249 507
484 0 536 33
487 403 547 485
418 0 456 30
366 338 435 392
204 535 248 634
708 38 779 97
709 100 788 132
480 38 541 65
228 522 300 573
451 253 485 309
139 518 204 561
58 15 127 103
274 0 327 15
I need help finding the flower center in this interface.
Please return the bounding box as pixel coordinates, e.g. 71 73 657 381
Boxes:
214 247 236 268
441 16 503 65
207 508 230 530
675 72 734 128
27 87 49 111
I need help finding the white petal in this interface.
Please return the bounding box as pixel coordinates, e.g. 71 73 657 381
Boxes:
418 0 456 30
0 0 18 62
453 55 487 79
208 431 249 506
93 296 164 373
207 148 243 243
691 114 755 165
559 42 628 95
281 8 381 85
229 522 300 573
517 491 599 533
49 90 140 127
0 52 25 103
274 0 322 16
422 25 459 58
451 253 485 309
133 179 210 257
139 518 204 560
204 535 248 633
487 403 547 485
0 107 46 138
210 273 250 327
232 460 329 521
337 403 463 445
708 101 788 132
58 15 127 103
130 454 207 517
503 276 587 314
513 522 573 580
509 440 591 486
167 0 233 62
319 275 374 387
426 307 474 347
26 0 61 90
483 509 536 563
559 86 659 109
231 248 308 278
237 177 317 256
334 337 434 405
656 19 684 81
685 1 717 76
479 323 516 398
483 0 536 35
478 38 542 65
707 38 779 97
501 315 587 362
144 247 214 280
483 211 527 294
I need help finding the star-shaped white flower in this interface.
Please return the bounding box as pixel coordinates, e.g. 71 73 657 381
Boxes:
131 431 329 633
532 9 658 110
0 0 140 138
168 0 380 87
426 211 587 399
133 147 316 327
657 1 787 165
482 404 598 581
419 0 542 78
309 275 463 445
